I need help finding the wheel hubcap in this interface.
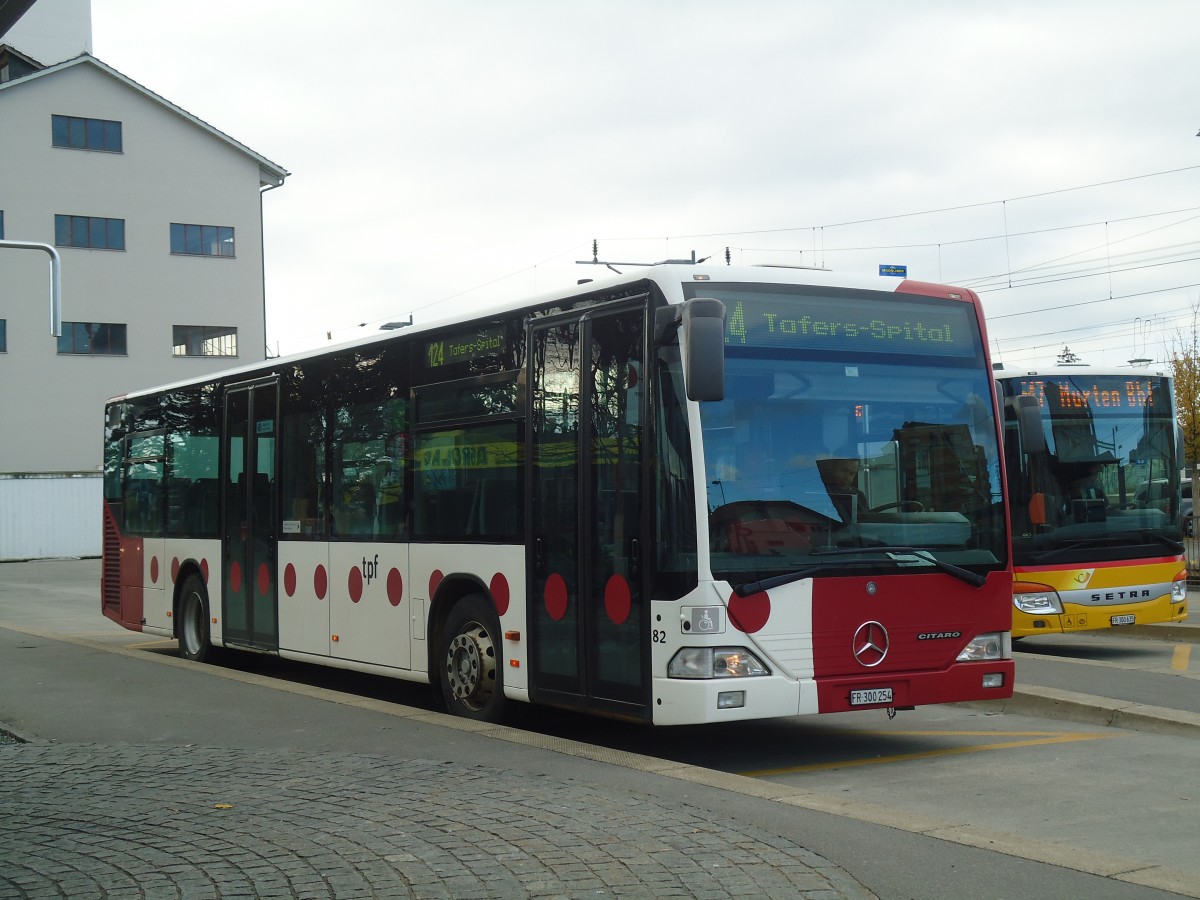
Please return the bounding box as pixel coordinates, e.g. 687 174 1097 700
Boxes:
446 622 495 710
182 593 201 654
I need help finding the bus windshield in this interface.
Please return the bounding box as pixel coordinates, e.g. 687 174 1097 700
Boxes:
695 284 1006 585
1000 372 1181 560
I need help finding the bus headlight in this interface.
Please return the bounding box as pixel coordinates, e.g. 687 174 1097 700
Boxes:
1171 575 1187 603
1013 583 1062 615
668 647 770 678
956 632 1010 661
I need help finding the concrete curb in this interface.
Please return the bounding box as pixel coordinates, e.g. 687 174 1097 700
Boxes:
1114 622 1200 642
966 683 1200 738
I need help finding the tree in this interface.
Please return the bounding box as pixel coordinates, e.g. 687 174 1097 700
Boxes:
1169 304 1200 471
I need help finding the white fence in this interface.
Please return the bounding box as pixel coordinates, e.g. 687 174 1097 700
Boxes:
0 473 101 560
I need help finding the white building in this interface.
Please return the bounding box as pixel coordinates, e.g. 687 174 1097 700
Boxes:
0 37 288 559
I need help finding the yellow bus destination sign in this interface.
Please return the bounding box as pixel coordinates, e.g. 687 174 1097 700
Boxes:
716 292 976 358
1015 376 1166 411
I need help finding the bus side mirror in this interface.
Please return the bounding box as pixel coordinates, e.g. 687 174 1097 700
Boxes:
1015 395 1046 455
681 297 725 402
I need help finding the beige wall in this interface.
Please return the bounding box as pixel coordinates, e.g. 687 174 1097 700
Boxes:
1 61 273 474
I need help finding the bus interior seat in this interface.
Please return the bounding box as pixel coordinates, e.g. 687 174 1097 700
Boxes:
166 479 191 533
469 477 518 538
190 478 219 534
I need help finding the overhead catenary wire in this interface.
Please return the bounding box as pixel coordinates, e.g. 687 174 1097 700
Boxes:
290 164 1200 368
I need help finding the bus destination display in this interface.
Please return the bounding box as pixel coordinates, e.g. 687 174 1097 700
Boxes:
426 327 505 369
1015 376 1166 411
714 292 976 357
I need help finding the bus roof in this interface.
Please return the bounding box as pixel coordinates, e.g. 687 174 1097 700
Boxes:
108 263 978 404
994 364 1172 380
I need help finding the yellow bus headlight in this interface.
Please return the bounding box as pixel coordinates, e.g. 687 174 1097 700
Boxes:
1013 582 1062 615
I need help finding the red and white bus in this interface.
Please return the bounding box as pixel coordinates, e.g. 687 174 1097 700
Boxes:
102 264 1014 724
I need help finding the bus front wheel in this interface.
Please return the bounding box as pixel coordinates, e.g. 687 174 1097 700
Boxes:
177 574 213 663
439 594 505 722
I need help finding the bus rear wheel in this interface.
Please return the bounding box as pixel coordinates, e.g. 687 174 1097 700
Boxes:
439 594 505 722
177 574 213 663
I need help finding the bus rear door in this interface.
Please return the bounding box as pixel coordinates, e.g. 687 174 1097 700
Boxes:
222 378 279 651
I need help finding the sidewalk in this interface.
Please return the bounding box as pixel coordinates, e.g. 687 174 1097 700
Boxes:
0 734 871 900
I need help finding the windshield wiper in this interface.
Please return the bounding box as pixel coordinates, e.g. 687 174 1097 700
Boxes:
1031 530 1185 563
1136 530 1186 553
733 563 853 597
733 546 986 596
812 545 987 588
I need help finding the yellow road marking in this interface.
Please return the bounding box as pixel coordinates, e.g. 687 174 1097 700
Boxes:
1172 644 1191 671
739 730 1122 777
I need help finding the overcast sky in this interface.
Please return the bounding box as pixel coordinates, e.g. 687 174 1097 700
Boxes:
86 0 1200 369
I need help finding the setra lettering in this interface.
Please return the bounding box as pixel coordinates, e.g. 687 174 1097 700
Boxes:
1090 589 1151 602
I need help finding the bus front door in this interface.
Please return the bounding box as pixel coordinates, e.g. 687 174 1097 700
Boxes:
529 304 648 719
221 379 279 651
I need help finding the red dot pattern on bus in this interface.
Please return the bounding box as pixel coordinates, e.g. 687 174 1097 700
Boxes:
544 573 568 621
490 573 510 615
727 590 770 633
163 557 645 627
150 556 159 584
604 574 631 625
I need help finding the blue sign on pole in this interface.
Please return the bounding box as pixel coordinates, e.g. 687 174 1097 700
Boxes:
879 264 907 277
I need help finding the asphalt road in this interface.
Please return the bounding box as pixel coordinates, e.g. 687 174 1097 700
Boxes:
1 558 1197 899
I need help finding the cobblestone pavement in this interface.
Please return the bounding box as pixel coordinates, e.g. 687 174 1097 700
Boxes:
0 741 872 900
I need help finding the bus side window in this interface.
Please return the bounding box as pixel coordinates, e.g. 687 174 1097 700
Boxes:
191 478 219 534
469 477 518 537
280 361 331 539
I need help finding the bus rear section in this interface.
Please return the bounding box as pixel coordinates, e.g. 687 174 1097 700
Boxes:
997 368 1188 638
652 276 1014 724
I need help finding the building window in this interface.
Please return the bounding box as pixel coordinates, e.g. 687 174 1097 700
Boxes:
173 325 238 357
0 319 6 353
52 114 123 152
170 223 235 257
55 214 125 250
58 322 127 355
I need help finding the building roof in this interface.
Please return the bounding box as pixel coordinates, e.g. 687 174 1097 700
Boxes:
0 41 43 71
0 0 37 40
0 50 289 187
